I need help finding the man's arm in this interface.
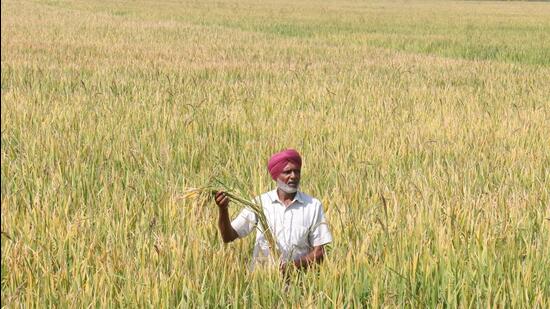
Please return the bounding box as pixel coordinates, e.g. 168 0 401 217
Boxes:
291 201 332 270
215 191 239 243
280 245 326 275
293 245 325 269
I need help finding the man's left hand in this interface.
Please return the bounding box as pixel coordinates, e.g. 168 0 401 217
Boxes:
279 261 293 277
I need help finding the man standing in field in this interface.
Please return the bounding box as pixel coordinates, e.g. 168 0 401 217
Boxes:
215 149 332 273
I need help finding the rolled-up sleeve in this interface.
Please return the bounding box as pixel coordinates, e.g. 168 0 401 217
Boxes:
309 203 333 247
231 207 257 238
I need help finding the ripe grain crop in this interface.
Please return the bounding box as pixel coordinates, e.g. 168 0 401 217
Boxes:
2 0 550 307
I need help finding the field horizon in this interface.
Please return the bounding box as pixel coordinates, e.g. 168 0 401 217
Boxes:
2 0 549 307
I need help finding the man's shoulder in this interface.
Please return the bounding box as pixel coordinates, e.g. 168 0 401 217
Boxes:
297 191 321 207
259 189 276 199
254 190 276 204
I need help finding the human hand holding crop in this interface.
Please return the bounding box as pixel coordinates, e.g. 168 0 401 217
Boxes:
215 191 229 209
279 261 294 278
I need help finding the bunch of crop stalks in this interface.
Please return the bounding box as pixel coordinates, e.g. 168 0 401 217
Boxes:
178 179 280 262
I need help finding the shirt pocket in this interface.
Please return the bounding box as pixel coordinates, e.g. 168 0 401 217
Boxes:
288 225 310 250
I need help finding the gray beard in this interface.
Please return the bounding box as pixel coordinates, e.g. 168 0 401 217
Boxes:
276 179 298 194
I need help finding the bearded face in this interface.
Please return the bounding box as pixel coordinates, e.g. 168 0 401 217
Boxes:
276 162 301 193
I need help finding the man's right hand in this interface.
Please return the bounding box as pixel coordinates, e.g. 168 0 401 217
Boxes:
215 191 229 209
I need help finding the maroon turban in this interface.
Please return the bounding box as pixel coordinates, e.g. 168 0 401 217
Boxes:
267 149 302 180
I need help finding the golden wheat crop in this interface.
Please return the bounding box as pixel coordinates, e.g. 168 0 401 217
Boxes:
2 0 549 307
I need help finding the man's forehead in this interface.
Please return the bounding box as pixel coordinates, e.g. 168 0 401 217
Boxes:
282 162 301 171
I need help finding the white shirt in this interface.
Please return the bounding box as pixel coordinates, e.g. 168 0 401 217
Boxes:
231 190 332 269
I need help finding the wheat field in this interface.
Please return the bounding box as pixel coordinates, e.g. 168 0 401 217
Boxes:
2 0 550 307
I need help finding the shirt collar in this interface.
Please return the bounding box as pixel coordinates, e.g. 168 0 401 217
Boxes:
268 189 305 205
